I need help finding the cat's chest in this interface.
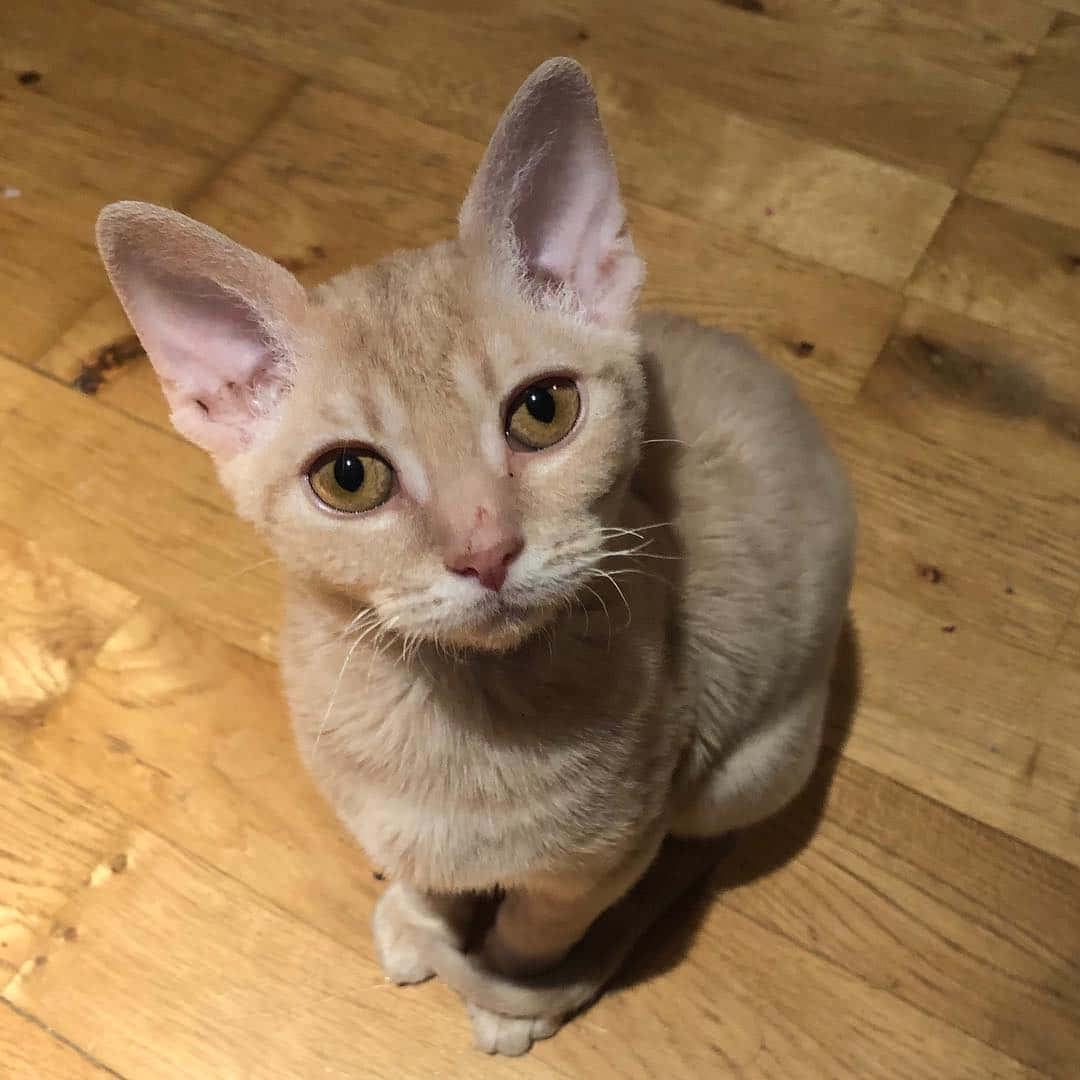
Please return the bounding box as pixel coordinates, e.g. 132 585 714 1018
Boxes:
288 651 667 891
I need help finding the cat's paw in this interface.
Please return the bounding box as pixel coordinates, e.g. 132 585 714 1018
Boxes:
372 882 437 985
467 1001 562 1056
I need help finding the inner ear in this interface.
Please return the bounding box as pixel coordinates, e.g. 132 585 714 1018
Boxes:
128 263 289 453
96 201 307 459
458 58 643 326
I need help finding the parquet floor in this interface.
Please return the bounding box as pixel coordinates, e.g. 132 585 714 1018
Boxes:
2 2 1079 1076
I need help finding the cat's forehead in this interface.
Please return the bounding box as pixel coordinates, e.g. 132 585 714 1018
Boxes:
304 247 565 419
289 248 541 481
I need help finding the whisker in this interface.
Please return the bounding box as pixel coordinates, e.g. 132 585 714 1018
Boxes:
341 609 380 638
217 556 277 584
602 520 676 533
597 566 671 588
588 568 632 629
595 542 681 563
579 582 612 650
313 631 367 759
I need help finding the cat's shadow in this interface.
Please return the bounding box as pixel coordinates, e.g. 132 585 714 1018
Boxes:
607 614 862 995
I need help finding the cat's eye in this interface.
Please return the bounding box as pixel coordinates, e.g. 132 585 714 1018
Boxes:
308 447 394 513
506 379 580 451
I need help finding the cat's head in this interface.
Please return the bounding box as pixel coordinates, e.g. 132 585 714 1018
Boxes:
96 58 647 652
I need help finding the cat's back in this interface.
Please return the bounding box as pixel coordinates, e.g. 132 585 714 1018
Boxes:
634 313 854 729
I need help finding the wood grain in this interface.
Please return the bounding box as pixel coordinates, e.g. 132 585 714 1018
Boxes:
1 1001 117 1079
0 0 296 364
4 0 1080 1075
0 355 280 660
861 299 1080 478
0 523 137 723
907 195 1080 352
967 13 1080 229
724 755 1080 1077
105 0 1017 182
2 808 1044 1079
842 582 1080 866
3 602 383 955
0 750 129 979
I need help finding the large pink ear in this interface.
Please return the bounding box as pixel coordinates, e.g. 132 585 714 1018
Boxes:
96 202 307 458
458 58 643 327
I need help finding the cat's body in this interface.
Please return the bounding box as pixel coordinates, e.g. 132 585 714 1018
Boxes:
96 59 854 1055
280 307 852 897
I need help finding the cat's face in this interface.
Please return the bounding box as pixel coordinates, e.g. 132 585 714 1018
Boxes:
223 244 645 650
95 58 647 651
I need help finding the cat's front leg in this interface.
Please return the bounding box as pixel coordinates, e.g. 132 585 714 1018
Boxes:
463 867 653 1056
371 880 474 986
428 833 726 1055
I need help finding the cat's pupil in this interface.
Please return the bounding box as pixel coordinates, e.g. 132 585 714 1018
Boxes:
525 387 556 424
334 452 366 492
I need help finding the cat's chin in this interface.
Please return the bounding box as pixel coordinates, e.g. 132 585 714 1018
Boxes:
433 596 559 654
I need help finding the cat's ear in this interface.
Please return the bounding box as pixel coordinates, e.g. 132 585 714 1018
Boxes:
458 58 643 327
96 202 307 459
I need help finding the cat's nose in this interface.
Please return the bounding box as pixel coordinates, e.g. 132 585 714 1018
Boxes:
445 532 524 592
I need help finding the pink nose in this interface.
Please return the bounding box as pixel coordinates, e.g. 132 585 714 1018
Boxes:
445 534 524 592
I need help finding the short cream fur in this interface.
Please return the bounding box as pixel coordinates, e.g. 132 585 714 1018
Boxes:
96 58 855 1056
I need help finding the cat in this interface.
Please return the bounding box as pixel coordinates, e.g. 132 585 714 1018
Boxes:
96 57 855 1056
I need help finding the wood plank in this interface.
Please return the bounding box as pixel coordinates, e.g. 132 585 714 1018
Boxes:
837 419 1080 656
966 14 1080 229
859 298 1080 490
27 3 957 291
851 297 1080 663
837 578 1080 867
0 523 138 724
0 819 564 1079
0 0 297 365
4 602 382 956
767 0 1054 52
1015 13 1080 114
1033 656 1080 753
1056 611 1080 667
967 104 1080 232
593 78 953 287
0 0 295 160
104 0 1018 183
632 203 901 410
723 755 1080 1078
586 903 1042 1079
0 358 280 661
3 805 1042 1078
0 750 129 979
1 1001 118 1079
907 195 1080 354
0 92 205 363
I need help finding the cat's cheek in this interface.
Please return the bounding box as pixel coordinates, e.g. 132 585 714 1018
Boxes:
255 486 425 598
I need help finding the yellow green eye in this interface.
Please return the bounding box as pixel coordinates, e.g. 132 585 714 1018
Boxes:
506 380 580 451
309 447 394 513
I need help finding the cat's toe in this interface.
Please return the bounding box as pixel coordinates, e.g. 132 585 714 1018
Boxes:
467 1002 561 1056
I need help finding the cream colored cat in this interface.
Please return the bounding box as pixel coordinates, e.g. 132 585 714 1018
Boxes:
96 58 855 1055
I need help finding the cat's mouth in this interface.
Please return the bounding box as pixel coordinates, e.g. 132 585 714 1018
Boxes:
433 584 560 652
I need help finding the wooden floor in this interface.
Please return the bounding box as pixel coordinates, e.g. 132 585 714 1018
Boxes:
2 1 1079 1076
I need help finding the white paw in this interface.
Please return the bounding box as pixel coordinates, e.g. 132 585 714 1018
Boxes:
467 1001 562 1056
371 883 436 985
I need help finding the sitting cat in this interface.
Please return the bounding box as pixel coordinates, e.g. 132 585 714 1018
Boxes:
96 58 855 1055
